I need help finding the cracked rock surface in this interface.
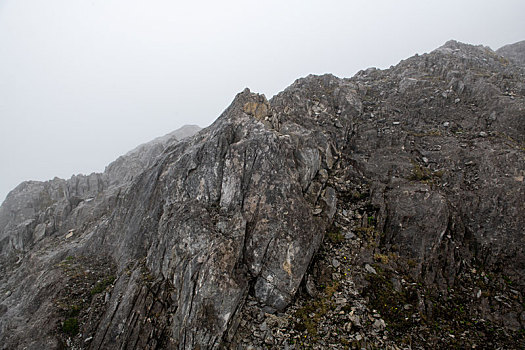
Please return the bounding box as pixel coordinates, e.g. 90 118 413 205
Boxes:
1 40 524 349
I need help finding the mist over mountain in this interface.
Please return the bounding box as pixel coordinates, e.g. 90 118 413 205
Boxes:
497 40 525 66
0 40 524 349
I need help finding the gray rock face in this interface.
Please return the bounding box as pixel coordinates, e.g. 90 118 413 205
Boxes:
497 40 525 67
104 124 202 186
92 90 333 348
0 125 201 257
1 40 524 349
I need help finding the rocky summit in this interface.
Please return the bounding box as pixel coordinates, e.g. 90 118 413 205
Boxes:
0 40 524 349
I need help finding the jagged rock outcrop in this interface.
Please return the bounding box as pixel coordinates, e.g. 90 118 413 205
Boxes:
0 40 524 349
104 125 202 186
0 125 201 256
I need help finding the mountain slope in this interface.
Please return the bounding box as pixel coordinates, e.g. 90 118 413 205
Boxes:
0 41 524 349
497 40 525 67
0 124 201 256
235 40 525 348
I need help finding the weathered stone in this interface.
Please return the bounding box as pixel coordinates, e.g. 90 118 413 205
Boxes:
1 39 525 350
305 275 318 297
373 319 386 330
365 264 377 275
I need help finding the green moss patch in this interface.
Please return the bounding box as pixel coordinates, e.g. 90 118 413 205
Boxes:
90 276 116 296
294 281 340 338
364 267 418 334
62 317 79 336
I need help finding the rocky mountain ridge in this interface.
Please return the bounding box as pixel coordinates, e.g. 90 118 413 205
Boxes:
0 124 201 254
0 40 524 349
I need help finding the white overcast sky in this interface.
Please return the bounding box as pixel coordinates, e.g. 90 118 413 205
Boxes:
1 0 524 203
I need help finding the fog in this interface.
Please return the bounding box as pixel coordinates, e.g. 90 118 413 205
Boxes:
1 0 524 203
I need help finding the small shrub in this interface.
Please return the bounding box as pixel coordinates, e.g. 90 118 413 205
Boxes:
323 281 340 298
410 163 431 181
294 281 340 337
374 253 390 264
326 231 345 244
62 317 79 336
90 276 116 296
355 227 381 243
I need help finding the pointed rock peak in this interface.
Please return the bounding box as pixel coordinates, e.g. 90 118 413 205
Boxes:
439 39 464 49
233 87 267 104
227 88 270 121
431 39 495 61
437 39 489 51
